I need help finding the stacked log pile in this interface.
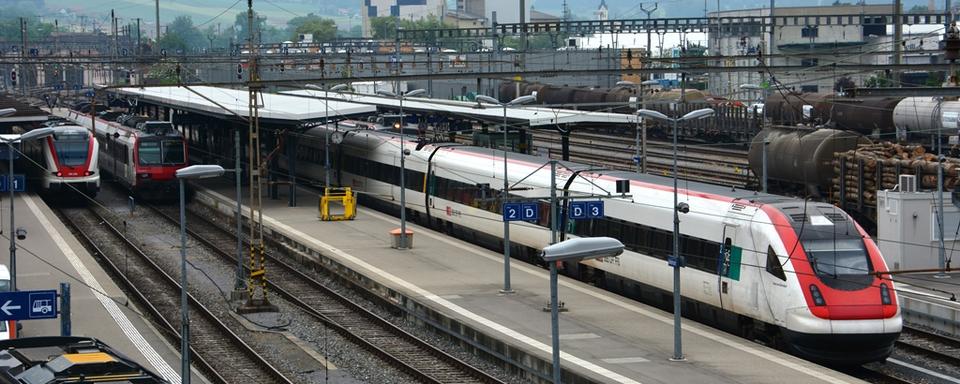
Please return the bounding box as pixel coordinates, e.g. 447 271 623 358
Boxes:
831 143 960 207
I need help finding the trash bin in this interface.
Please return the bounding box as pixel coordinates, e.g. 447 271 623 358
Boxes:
390 228 414 249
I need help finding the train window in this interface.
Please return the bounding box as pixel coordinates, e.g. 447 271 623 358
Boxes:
139 141 161 165
52 133 89 166
802 238 871 276
161 140 185 164
765 246 787 281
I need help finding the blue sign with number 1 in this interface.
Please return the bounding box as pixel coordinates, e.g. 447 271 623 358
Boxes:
0 175 25 192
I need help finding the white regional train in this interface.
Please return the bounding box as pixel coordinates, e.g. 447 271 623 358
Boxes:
285 122 901 365
19 125 100 197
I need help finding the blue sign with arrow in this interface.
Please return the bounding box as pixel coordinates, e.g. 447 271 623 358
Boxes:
0 290 58 321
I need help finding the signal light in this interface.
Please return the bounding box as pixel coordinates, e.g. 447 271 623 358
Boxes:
880 283 891 305
808 284 826 306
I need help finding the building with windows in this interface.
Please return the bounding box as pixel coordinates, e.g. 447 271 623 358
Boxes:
707 4 940 98
361 0 446 37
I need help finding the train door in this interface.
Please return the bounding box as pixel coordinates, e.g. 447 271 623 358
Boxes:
718 224 740 311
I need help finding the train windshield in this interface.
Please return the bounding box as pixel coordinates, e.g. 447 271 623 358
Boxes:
52 132 89 167
802 238 871 277
138 140 185 165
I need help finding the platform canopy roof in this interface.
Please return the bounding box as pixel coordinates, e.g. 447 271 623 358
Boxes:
112 86 377 123
281 90 640 127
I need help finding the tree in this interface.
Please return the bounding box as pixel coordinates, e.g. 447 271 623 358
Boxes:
369 16 398 40
0 7 55 42
834 76 856 93
233 11 267 43
339 25 362 38
159 16 205 53
288 13 337 41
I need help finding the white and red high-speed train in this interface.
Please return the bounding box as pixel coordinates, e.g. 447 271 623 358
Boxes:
19 125 100 197
61 110 188 199
284 123 900 365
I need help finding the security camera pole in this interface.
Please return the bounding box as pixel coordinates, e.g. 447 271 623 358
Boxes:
475 93 537 294
636 107 714 361
376 88 427 249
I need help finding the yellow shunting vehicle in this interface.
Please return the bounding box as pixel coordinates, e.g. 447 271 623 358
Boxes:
319 187 357 221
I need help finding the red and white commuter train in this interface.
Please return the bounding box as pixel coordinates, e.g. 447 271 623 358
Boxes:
61 110 188 199
284 123 901 365
19 125 100 197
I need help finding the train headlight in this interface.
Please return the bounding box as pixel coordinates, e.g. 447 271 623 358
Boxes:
880 283 892 305
55 172 62 177
138 173 151 179
808 284 826 306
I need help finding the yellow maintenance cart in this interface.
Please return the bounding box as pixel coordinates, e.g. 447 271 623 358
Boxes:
319 187 357 221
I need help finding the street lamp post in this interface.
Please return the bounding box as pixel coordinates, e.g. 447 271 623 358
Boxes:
1 126 56 292
305 83 348 187
175 164 225 384
377 88 427 249
475 94 537 294
617 80 660 173
636 108 714 361
540 237 625 384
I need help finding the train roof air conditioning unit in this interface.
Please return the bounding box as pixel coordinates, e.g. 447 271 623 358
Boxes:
899 175 916 193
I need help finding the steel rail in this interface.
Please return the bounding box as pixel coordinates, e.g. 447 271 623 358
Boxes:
149 203 506 384
58 206 294 384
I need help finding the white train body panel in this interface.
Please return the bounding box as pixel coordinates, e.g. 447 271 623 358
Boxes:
287 124 901 365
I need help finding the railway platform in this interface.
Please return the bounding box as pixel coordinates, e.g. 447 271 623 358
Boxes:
192 180 867 384
893 272 960 339
6 192 205 384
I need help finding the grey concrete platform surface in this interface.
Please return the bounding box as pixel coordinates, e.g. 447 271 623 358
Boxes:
193 180 866 384
7 193 205 384
893 271 960 338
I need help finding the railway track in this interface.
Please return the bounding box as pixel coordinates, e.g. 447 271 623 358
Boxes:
57 206 293 384
528 131 754 188
149 203 507 384
850 326 960 384
893 326 960 375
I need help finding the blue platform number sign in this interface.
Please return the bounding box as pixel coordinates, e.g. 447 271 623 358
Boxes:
570 201 604 220
0 290 58 321
521 203 539 221
0 175 25 192
73 83 81 91
569 201 588 220
586 201 604 219
503 202 539 222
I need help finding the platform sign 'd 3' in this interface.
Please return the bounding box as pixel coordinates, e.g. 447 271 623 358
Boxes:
569 201 604 220
0 290 58 321
503 202 539 222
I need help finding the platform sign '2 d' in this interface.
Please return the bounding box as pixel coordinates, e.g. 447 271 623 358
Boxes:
503 202 540 222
